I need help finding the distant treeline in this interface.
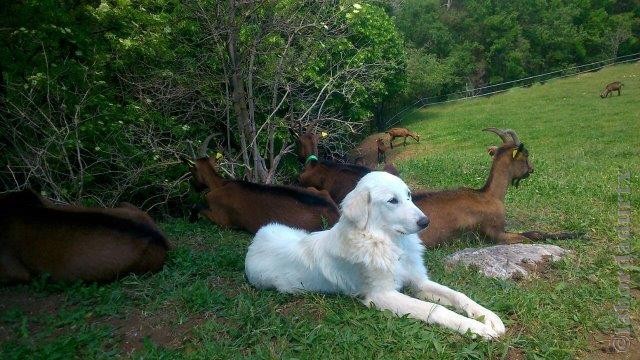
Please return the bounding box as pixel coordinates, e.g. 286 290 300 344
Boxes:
390 0 638 113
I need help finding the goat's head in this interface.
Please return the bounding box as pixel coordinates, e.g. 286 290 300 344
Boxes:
483 128 534 187
290 126 323 162
181 133 220 191
181 156 216 192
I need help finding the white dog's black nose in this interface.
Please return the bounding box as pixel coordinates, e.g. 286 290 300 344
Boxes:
417 216 429 230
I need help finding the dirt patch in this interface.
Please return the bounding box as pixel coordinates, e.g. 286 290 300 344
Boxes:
209 276 244 297
104 307 212 355
349 132 386 168
350 132 421 169
0 288 67 342
505 347 526 360
276 298 326 322
0 288 66 317
583 333 640 360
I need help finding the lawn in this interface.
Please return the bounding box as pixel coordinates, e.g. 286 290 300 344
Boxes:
1 62 639 359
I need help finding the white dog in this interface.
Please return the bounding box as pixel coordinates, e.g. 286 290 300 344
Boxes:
245 171 505 339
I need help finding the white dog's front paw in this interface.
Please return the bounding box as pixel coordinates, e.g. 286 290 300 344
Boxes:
464 320 500 340
479 311 506 336
464 302 506 337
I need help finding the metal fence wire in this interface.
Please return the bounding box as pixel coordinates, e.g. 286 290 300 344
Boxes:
385 52 640 128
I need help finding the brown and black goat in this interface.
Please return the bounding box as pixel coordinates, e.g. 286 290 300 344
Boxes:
413 128 581 247
376 138 388 164
600 81 623 98
298 159 375 204
386 127 420 148
294 129 399 203
182 137 339 233
0 189 169 284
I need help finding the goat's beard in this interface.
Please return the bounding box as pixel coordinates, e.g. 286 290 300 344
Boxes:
511 172 531 188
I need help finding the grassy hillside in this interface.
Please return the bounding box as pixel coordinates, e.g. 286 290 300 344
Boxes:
1 63 638 359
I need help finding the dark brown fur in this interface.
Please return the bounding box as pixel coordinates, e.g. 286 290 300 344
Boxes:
376 138 387 164
299 159 373 204
600 81 623 98
295 131 399 203
386 127 420 148
0 189 169 284
184 157 339 233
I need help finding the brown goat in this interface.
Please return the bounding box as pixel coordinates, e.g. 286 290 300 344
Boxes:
376 138 387 164
600 81 623 98
298 159 375 204
0 189 169 284
290 129 319 162
413 128 581 247
386 127 420 148
294 130 399 203
182 141 339 233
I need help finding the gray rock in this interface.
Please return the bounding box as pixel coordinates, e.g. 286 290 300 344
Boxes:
444 244 570 280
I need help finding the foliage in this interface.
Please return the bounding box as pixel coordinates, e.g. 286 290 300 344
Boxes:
0 0 405 208
395 0 640 104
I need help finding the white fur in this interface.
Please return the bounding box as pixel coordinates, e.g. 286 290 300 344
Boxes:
245 171 506 339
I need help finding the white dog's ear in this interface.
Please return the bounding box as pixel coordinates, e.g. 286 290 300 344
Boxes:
341 188 371 229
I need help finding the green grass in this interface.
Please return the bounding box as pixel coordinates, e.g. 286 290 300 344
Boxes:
2 63 639 359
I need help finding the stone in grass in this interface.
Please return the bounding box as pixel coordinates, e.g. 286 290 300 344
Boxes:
444 244 570 280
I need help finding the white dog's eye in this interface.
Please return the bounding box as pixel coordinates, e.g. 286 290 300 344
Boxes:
388 197 398 204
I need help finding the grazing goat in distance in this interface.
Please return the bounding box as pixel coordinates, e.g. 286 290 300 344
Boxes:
386 127 420 148
600 81 623 98
182 135 339 233
376 138 387 164
0 189 169 284
413 128 582 247
293 129 399 203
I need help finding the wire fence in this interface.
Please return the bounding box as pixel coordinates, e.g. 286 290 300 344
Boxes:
384 52 640 128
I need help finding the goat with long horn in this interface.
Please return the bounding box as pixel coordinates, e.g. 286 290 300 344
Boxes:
413 128 583 247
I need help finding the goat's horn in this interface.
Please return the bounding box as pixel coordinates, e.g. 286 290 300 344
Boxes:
483 127 513 143
199 133 217 158
504 129 521 146
187 140 196 159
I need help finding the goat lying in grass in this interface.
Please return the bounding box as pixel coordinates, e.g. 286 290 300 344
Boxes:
0 189 169 284
298 158 376 204
600 81 623 98
246 171 505 339
183 136 339 233
414 128 582 247
294 129 399 203
386 127 420 148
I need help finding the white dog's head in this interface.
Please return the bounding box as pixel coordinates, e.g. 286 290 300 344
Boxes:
340 172 429 236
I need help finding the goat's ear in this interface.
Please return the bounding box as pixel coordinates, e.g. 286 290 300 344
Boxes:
512 143 525 158
341 187 370 229
487 146 498 157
